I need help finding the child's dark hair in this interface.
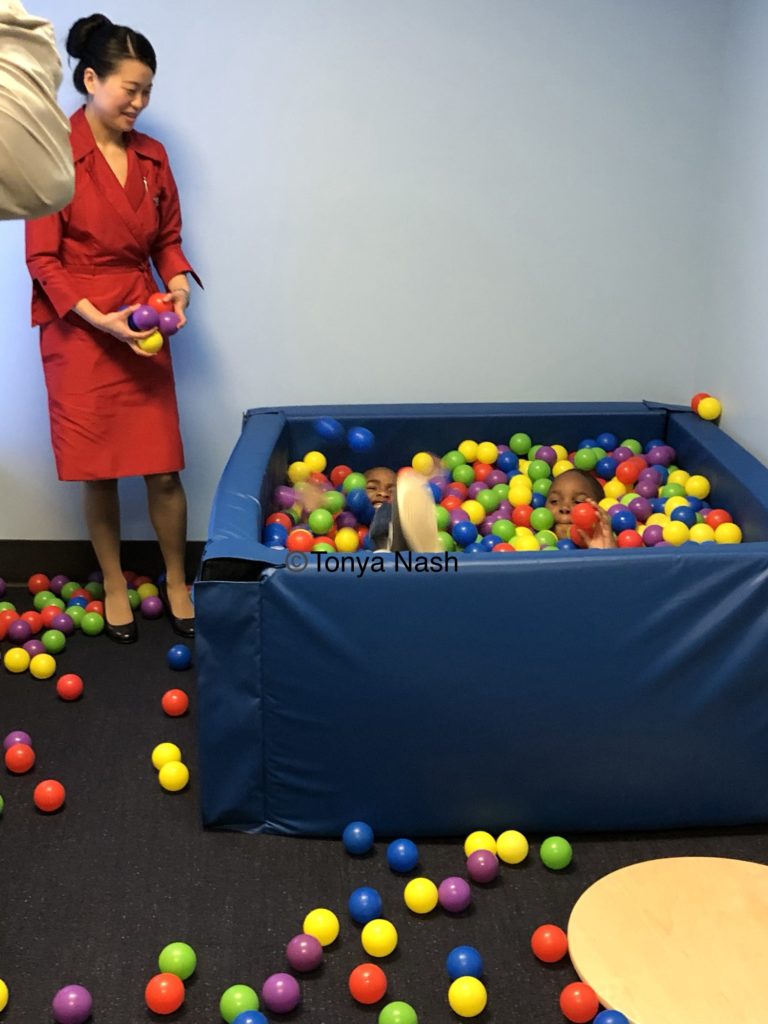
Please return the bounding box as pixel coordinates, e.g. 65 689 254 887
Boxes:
555 469 604 502
66 14 156 95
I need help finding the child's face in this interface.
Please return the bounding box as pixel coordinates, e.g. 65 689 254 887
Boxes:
364 467 396 507
546 473 599 538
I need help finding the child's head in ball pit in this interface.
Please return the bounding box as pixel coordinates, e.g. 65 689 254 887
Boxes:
364 467 397 508
546 469 615 547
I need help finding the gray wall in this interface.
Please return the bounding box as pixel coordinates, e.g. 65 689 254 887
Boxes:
0 1 744 540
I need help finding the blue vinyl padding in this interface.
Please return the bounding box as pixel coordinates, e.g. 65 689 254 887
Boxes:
196 402 768 835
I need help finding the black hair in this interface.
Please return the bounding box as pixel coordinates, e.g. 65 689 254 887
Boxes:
66 14 156 95
551 469 604 503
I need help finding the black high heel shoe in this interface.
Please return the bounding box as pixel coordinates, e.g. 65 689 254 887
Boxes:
105 618 138 644
158 579 195 638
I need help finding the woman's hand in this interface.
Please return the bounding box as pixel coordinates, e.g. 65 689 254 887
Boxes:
166 287 189 329
99 306 157 357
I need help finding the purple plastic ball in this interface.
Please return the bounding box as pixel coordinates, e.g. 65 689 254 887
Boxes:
50 612 75 636
485 470 507 487
627 497 652 522
438 876 472 912
87 570 103 582
285 933 323 972
612 446 633 463
141 595 163 619
642 524 664 547
0 576 5 598
158 310 181 336
274 485 297 509
466 849 500 884
635 479 658 499
336 511 358 529
7 619 31 643
497 500 512 517
4 730 32 750
49 574 69 595
468 482 488 499
51 984 93 1024
128 303 159 332
261 972 301 1014
449 508 470 526
535 445 557 465
23 640 46 657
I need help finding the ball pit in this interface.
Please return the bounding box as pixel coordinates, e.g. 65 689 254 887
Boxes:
197 402 768 836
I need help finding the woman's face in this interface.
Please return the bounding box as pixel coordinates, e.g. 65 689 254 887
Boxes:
84 58 154 133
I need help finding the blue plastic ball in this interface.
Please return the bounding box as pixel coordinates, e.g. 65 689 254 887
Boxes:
644 438 666 452
464 542 485 554
452 521 478 547
345 488 373 516
264 523 288 545
348 885 383 924
530 492 546 508
596 456 618 479
342 820 374 855
481 535 502 550
577 437 597 449
386 838 419 873
671 505 697 527
556 538 577 550
596 432 618 451
649 497 667 513
446 945 484 981
347 426 374 452
67 595 89 609
593 1012 629 1024
233 1012 268 1024
611 509 637 533
313 417 344 441
428 480 443 502
496 450 519 473
167 643 192 671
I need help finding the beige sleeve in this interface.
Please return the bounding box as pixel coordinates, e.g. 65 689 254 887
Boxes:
0 1 74 220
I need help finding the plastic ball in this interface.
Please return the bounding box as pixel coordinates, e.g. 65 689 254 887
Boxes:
158 941 197 980
715 522 743 544
161 688 189 716
662 520 690 546
3 647 30 674
232 1011 267 1024
167 643 192 671
438 876 472 912
261 972 300 1013
496 829 529 864
539 836 573 870
141 595 164 618
220 985 260 1023
0 978 7 1012
158 310 180 336
571 502 598 532
313 416 345 441
594 1012 630 1024
159 761 189 792
446 945 484 981
403 877 439 914
80 612 104 636
361 918 398 957
378 1001 418 1024
386 837 419 872
129 303 159 331
559 981 600 1023
448 976 488 1018
303 907 340 946
8 618 31 644
5 743 35 773
3 730 31 750
348 886 383 924
509 432 532 455
466 849 499 883
145 972 184 1015
51 984 93 1024
685 474 711 499
285 932 323 972
349 962 387 1004
690 391 710 411
530 923 568 962
30 653 56 679
138 329 164 354
151 742 182 770
573 448 598 472
343 820 374 854
334 525 360 552
348 426 374 451
697 396 722 420
33 779 66 812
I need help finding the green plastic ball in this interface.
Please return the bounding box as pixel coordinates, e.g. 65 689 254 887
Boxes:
307 508 333 535
535 529 558 547
660 483 686 499
59 582 81 601
312 542 335 554
621 438 643 454
492 483 510 502
378 1002 418 1024
0 794 4 815
452 464 475 485
127 589 141 610
527 459 551 481
491 520 516 542
33 590 57 611
529 507 555 532
437 531 456 552
533 477 552 495
158 941 197 980
539 835 573 870
80 612 105 636
219 984 259 1023
0 601 16 613
591 446 607 460
323 490 345 514
435 506 451 531
441 450 466 470
42 629 66 655
475 489 500 513
84 581 105 599
573 448 598 471
509 432 532 455
64 605 84 628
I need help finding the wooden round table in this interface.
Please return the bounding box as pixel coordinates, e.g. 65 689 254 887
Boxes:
568 856 768 1024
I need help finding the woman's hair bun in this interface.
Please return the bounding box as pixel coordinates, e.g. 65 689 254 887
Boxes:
66 14 113 59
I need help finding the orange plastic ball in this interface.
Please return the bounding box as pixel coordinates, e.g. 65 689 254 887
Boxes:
348 963 387 1004
286 529 315 553
559 982 600 1023
161 689 189 717
5 743 35 774
530 924 568 963
33 779 66 812
144 973 185 1015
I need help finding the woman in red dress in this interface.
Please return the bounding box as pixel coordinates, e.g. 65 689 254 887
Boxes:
25 13 200 643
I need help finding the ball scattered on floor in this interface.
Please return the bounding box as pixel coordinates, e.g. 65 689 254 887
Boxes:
157 941 197 980
158 761 189 792
448 976 487 1018
261 972 301 1013
51 984 93 1024
33 779 66 813
348 886 383 924
151 742 182 770
438 876 472 913
530 923 568 962
348 962 387 1004
144 972 185 1015
559 982 600 1023
403 877 439 914
166 643 192 670
220 984 260 1023
161 689 189 716
496 829 529 864
386 837 419 872
464 830 497 856
361 918 398 957
377 1000 418 1024
446 946 484 981
342 819 374 854
539 836 573 870
303 907 340 946
285 933 323 972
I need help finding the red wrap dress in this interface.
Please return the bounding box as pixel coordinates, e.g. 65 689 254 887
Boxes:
25 106 201 481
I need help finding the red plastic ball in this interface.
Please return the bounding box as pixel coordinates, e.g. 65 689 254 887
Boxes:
147 291 174 314
161 689 189 717
70 588 92 601
56 674 84 701
27 572 51 594
571 502 599 532
329 464 352 487
705 508 733 529
5 742 35 774
691 391 710 412
21 610 43 634
617 529 643 548
40 605 62 628
33 778 66 812
441 495 462 512
356 525 369 544
85 600 104 616
494 542 514 552
132 575 152 587
286 529 315 553
530 923 568 963
266 512 293 530
348 963 387 1004
511 505 533 528
559 982 600 1023
472 462 493 482
446 482 469 500
615 456 645 486
145 973 185 1015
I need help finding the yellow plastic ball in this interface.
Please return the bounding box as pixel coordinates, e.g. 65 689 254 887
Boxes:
138 329 164 354
508 473 530 490
697 396 722 420
461 500 485 526
403 877 439 914
715 522 742 544
288 461 311 484
0 978 8 1012
303 908 340 947
496 829 529 864
3 648 30 674
552 459 574 477
685 475 711 499
662 521 690 546
667 469 690 486
476 441 499 465
516 458 530 474
303 450 327 473
603 478 627 499
664 496 690 515
151 742 182 770
361 918 398 957
29 653 56 679
599 497 615 512
464 830 497 856
448 976 488 1018
137 582 159 600
334 527 360 553
513 534 540 552
159 760 189 792
647 513 669 527
411 451 435 476
457 440 478 463
552 445 568 461
689 523 716 543
515 526 534 537
508 488 533 508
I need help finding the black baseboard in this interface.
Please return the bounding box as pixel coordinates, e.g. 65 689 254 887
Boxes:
0 540 205 585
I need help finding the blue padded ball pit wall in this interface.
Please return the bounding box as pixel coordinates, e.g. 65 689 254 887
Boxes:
196 402 768 837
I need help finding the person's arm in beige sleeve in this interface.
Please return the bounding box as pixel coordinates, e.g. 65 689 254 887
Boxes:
0 0 74 220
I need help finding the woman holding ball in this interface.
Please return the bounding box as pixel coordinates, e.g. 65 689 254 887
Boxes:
25 14 199 643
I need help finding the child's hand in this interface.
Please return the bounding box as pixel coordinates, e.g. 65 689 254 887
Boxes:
577 501 616 549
